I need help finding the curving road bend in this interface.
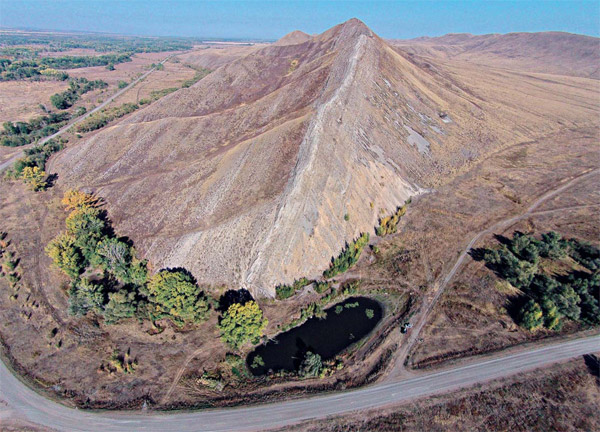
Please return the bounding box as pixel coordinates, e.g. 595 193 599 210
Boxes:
1 335 598 431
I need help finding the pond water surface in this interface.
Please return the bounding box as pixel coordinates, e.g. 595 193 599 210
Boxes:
248 296 383 375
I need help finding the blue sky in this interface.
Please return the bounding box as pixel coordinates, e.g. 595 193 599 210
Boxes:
1 1 598 40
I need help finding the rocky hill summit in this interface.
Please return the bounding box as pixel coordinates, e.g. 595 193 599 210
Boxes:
274 30 312 46
50 19 599 296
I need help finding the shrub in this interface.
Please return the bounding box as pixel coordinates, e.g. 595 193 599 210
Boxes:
298 351 323 378
6 272 20 286
218 300 267 350
3 259 16 272
250 355 265 369
106 349 137 374
375 204 407 236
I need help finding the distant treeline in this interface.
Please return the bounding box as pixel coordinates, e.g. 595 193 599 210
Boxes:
1 33 195 53
0 54 131 81
41 53 132 69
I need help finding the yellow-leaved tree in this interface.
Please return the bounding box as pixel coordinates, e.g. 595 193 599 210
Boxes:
21 166 46 191
61 189 99 210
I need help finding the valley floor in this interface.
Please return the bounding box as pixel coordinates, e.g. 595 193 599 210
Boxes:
0 123 598 412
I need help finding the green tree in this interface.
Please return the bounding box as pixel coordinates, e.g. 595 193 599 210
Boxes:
568 271 600 325
45 233 83 278
126 257 149 286
519 299 544 331
103 289 137 324
66 206 106 261
540 298 562 330
146 269 210 325
218 300 267 350
540 231 566 259
68 278 105 317
50 92 73 109
509 232 540 263
552 284 581 321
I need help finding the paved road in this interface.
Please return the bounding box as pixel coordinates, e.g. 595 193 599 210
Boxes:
1 335 598 431
0 54 173 173
387 167 600 377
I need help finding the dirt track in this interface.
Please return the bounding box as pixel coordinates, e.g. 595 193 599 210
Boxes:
386 167 600 378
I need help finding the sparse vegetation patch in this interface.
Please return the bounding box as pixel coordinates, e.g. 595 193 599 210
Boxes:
323 233 369 279
75 102 139 132
275 277 311 300
375 201 409 236
50 78 108 110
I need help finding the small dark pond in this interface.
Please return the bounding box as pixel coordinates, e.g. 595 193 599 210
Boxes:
247 296 382 376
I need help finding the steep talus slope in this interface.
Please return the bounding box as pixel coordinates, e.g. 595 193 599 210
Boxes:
50 20 600 296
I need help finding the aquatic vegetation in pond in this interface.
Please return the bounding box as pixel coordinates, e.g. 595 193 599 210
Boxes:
247 297 382 376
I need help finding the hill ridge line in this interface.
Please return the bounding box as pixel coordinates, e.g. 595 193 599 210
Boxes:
244 34 369 292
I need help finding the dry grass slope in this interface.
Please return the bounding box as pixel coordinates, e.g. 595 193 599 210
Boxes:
49 20 599 297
